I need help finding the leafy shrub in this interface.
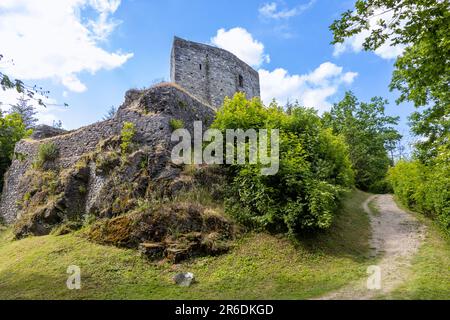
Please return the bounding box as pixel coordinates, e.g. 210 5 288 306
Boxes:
0 111 31 190
212 93 354 235
388 142 450 232
120 122 136 155
34 142 58 168
169 118 184 131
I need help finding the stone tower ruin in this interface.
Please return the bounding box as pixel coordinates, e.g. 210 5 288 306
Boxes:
171 36 261 109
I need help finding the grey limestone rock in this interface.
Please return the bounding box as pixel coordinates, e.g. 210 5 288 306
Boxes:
0 84 215 227
30 125 67 140
173 272 195 287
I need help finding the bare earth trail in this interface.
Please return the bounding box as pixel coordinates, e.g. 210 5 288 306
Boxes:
317 194 426 300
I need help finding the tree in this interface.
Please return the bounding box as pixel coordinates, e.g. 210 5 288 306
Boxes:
0 110 32 191
323 92 401 191
103 106 117 120
9 94 38 129
330 0 450 161
52 120 63 129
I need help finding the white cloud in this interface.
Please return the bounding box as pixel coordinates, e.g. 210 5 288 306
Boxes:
259 1 316 20
62 75 88 93
87 0 122 41
0 0 133 93
259 62 358 112
341 71 358 84
303 62 343 86
259 2 299 19
210 27 357 111
0 89 65 126
211 27 270 67
301 86 337 110
333 8 407 60
259 68 303 104
258 1 316 38
373 41 406 60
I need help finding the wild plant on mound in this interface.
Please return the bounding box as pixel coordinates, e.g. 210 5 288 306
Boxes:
34 142 59 169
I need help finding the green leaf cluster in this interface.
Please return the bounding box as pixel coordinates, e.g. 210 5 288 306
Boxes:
0 111 31 191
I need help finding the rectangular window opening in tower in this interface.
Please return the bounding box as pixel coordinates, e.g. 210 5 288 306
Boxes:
238 74 244 87
199 64 202 70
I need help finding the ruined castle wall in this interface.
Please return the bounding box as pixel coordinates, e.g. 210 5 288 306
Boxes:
0 84 215 224
171 37 260 109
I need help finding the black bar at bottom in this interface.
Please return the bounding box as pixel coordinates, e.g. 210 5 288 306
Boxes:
0 300 447 319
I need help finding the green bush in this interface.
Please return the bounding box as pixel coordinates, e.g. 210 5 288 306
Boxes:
120 122 136 155
388 142 450 231
169 119 184 131
212 93 354 235
34 142 58 168
0 111 31 190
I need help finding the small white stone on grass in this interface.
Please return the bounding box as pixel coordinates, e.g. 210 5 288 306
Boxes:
173 272 195 287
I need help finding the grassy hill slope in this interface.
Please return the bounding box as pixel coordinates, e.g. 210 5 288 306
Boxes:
0 190 373 300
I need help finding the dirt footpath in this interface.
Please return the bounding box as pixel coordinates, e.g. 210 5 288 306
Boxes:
316 194 426 300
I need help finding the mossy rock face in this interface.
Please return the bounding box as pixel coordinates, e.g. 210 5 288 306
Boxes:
85 202 235 263
13 196 65 238
11 160 234 262
80 164 234 263
2 84 217 228
13 163 90 239
87 214 137 247
10 144 233 263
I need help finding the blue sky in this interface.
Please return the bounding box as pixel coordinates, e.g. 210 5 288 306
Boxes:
0 0 414 141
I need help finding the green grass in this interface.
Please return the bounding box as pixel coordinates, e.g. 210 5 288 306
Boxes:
385 198 450 300
0 190 373 300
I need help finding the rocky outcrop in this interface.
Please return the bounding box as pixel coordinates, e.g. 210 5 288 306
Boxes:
87 202 234 263
0 83 234 261
0 83 217 227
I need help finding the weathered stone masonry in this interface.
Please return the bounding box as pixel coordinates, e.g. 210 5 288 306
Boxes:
171 37 260 109
0 84 215 224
